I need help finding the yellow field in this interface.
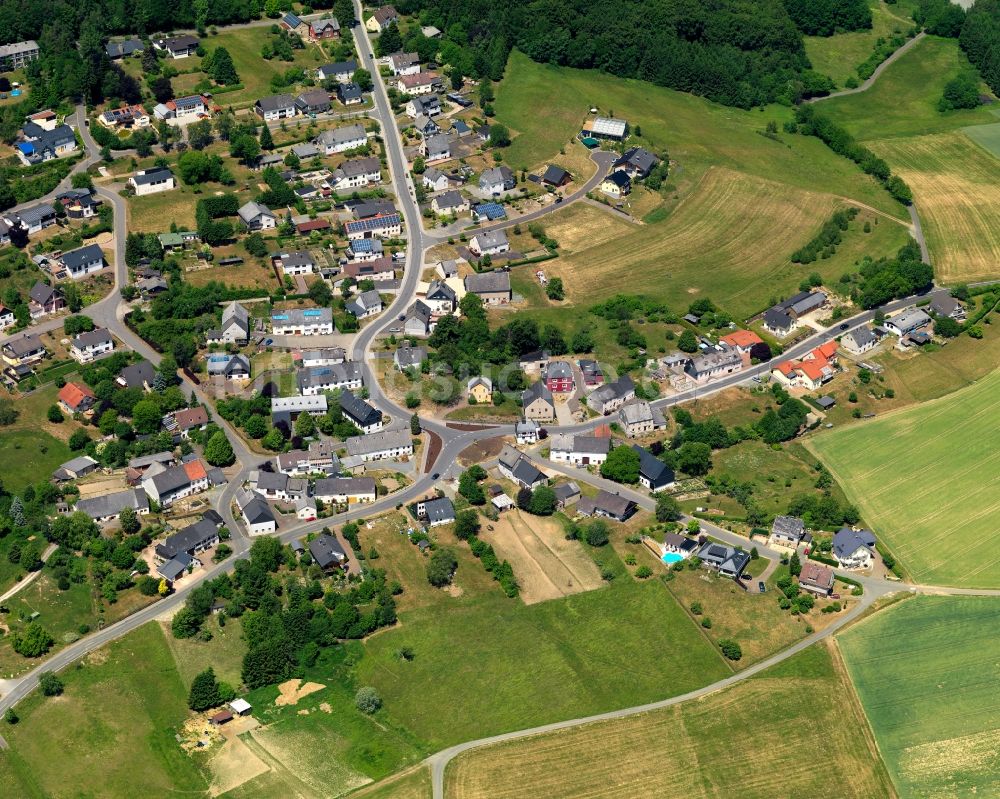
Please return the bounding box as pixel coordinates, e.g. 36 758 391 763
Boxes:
446 641 895 799
871 132 1000 282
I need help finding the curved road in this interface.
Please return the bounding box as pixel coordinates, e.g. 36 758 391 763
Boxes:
807 31 926 103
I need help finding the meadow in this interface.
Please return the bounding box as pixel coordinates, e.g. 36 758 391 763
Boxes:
807 367 1000 587
838 595 1000 798
445 641 895 799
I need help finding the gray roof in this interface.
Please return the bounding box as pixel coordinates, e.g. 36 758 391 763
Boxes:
423 497 455 524
157 518 219 560
313 476 376 498
763 307 793 331
237 488 276 526
318 60 357 77
147 463 198 495
238 201 273 224
61 244 104 270
464 270 510 294
522 381 554 408
342 156 380 177
158 552 193 581
433 189 466 210
271 306 333 327
582 489 635 519
632 445 674 485
614 146 658 175
346 429 412 457
29 282 60 306
698 542 751 574
256 94 296 113
845 326 877 348
340 390 381 427
118 360 156 388
888 308 932 332
772 515 805 539
296 361 362 392
222 301 249 334
207 353 250 376
546 360 573 379
309 534 347 568
57 455 98 475
620 400 653 426
394 345 427 368
131 168 173 186
552 482 580 503
75 488 148 520
2 333 44 357
73 328 112 349
833 527 877 559
930 295 962 317
347 289 382 316
316 123 366 145
471 230 509 252
15 203 56 226
128 451 174 469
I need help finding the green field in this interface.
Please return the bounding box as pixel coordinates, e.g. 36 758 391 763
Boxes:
0 428 71 495
819 36 997 140
807 368 1000 587
446 642 895 799
838 595 1000 797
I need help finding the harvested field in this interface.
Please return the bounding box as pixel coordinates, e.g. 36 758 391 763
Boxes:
871 131 1000 282
208 729 269 797
275 679 326 707
486 509 604 604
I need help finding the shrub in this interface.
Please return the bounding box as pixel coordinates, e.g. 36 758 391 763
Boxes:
355 686 382 714
690 602 703 615
635 565 653 579
701 617 712 629
39 672 64 696
718 639 742 661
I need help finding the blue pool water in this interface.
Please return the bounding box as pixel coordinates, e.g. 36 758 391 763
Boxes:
11 89 21 96
662 552 684 564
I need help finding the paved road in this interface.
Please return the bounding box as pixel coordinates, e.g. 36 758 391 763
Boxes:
807 32 926 102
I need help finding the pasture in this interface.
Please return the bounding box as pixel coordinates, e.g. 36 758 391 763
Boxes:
871 132 1000 282
445 641 895 799
838 595 1000 798
807 368 1000 587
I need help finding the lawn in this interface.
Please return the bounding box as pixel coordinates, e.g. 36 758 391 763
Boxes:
355 579 730 750
0 428 71 495
838 595 1000 798
819 36 997 140
0 623 207 797
160 615 247 687
806 367 1000 587
445 641 895 799
870 131 1000 282
127 186 200 233
495 49 907 219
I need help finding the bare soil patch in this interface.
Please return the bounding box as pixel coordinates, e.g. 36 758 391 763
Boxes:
275 678 326 707
458 436 507 466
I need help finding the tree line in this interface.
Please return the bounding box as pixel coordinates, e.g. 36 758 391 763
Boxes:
781 0 872 36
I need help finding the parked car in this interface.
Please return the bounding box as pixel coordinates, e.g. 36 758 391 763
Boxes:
758 581 766 593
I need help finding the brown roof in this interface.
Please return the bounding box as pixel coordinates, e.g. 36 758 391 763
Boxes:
173 406 209 429
297 219 331 233
799 561 834 589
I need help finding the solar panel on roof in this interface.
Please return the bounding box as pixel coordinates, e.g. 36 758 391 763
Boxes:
272 313 288 320
304 309 321 316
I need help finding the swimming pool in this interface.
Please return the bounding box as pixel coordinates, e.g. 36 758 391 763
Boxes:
662 552 684 564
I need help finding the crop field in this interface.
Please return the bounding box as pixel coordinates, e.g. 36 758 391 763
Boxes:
870 132 1000 282
838 595 1000 798
446 641 895 799
807 368 1000 587
351 767 431 799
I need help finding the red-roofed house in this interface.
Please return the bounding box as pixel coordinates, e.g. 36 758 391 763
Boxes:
58 381 96 415
720 330 763 352
771 342 838 391
184 459 208 483
296 218 331 235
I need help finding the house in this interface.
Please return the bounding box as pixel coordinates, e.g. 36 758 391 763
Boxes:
153 94 210 121
58 381 96 415
230 699 252 716
129 168 175 196
60 244 105 280
254 94 297 121
296 219 331 236
297 362 363 395
169 406 209 438
366 5 399 32
250 470 307 502
153 35 200 58
770 515 807 548
498 445 548 490
74 488 149 523
423 168 451 192
157 229 199 252
885 308 932 337
416 496 455 527
632 445 675 492
316 60 357 83
763 291 827 336
271 395 328 426
351 200 397 220
467 376 493 404
0 305 14 330
390 52 421 76
619 400 665 438
662 532 699 560
105 38 143 59
406 95 441 118
613 147 659 179
576 490 636 522
586 375 635 415
468 231 510 259
2 333 47 366
471 202 506 222
298 348 346 369
343 257 395 281
270 307 335 335
346 289 383 319
685 345 743 385
479 166 515 195
236 488 277 535
330 157 381 190
403 301 432 337
841 325 879 354
5 204 54 235
394 345 427 371
337 82 365 105
772 342 839 391
310 18 341 40
313 476 376 504
552 481 581 509
600 171 631 199
280 11 307 34
25 110 57 131
16 125 77 166
762 307 795 337
345 213 402 240
52 454 99 481
549 434 610 467
273 250 315 276
541 165 570 187
799 562 835 597
205 302 250 345
346 240 384 263
206 353 251 380
395 72 441 95
436 259 459 279
697 542 750 579
424 280 457 313
56 188 102 219
431 190 469 215
411 113 439 137
70 328 114 363
340 390 383 433
929 294 966 320
833 527 877 570
0 40 40 71
515 419 540 444
421 132 453 162
142 459 210 507
98 104 150 130
545 360 575 393
346 430 413 462
295 89 332 115
719 330 764 360
154 518 220 566
522 382 555 421
314 123 367 155
582 116 628 140
307 533 349 570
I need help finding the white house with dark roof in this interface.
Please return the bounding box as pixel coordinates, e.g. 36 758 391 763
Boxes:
885 308 932 337
468 230 510 258
841 325 879 354
313 476 376 504
74 487 150 523
613 147 659 179
346 430 413 462
70 328 114 363
273 250 315 276
498 445 548 490
129 167 175 196
464 269 511 304
238 201 276 231
59 244 104 279
586 375 635 415
619 400 665 437
418 496 456 527
340 390 383 433
346 289 383 319
394 345 427 371
254 94 297 121
770 515 807 548
297 362 363 395
833 527 877 570
549 435 610 467
153 34 200 58
206 302 250 345
316 60 358 83
271 307 334 335
314 123 367 155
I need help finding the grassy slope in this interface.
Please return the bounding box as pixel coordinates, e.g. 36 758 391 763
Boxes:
806 368 1000 587
446 641 895 799
838 595 1000 797
0 623 206 798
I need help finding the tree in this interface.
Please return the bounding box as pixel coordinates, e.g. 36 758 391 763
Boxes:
244 415 268 439
259 123 274 151
171 607 203 639
352 68 373 91
39 672 64 696
571 328 594 352
719 639 742 661
546 277 564 300
187 120 214 150
188 666 222 710
678 329 698 353
4 708 17 724
375 23 402 57
488 123 511 147
245 232 268 257
208 46 239 85
47 405 65 423
230 134 261 164
333 0 355 24
355 686 382 714
119 506 141 534
939 72 980 111
458 470 486 505
262 428 285 451
294 410 316 439
789 551 802 577
455 509 480 540
410 413 421 435
584 519 609 547
427 548 458 586
68 429 91 451
655 494 682 522
9 496 25 527
12 622 54 657
516 486 533 511
676 442 712 476
529 484 557 515
600 445 641 484
150 75 173 103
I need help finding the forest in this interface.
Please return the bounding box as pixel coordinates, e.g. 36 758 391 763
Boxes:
960 0 1000 94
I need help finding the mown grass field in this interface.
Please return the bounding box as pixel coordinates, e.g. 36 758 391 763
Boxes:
871 132 1000 282
819 36 997 140
807 368 1000 587
446 641 895 799
350 767 431 799
838 595 1000 798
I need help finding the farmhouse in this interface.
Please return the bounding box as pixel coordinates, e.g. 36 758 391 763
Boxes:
576 490 636 522
310 534 349 570
340 390 383 433
52 455 99 481
799 561 835 597
270 307 335 335
763 291 827 336
74 488 149 523
619 400 665 437
552 481 581 509
833 527 877 570
313 476 376 504
464 269 512 302
142 459 210 507
549 434 610 466
841 325 880 355
586 375 636 415
250 470 307 502
346 430 413 462
632 445 675 492
155 518 220 568
697 542 750 579
685 344 743 385
275 443 340 476
498 445 548 490
418 496 457 527
70 328 114 363
522 381 555 421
